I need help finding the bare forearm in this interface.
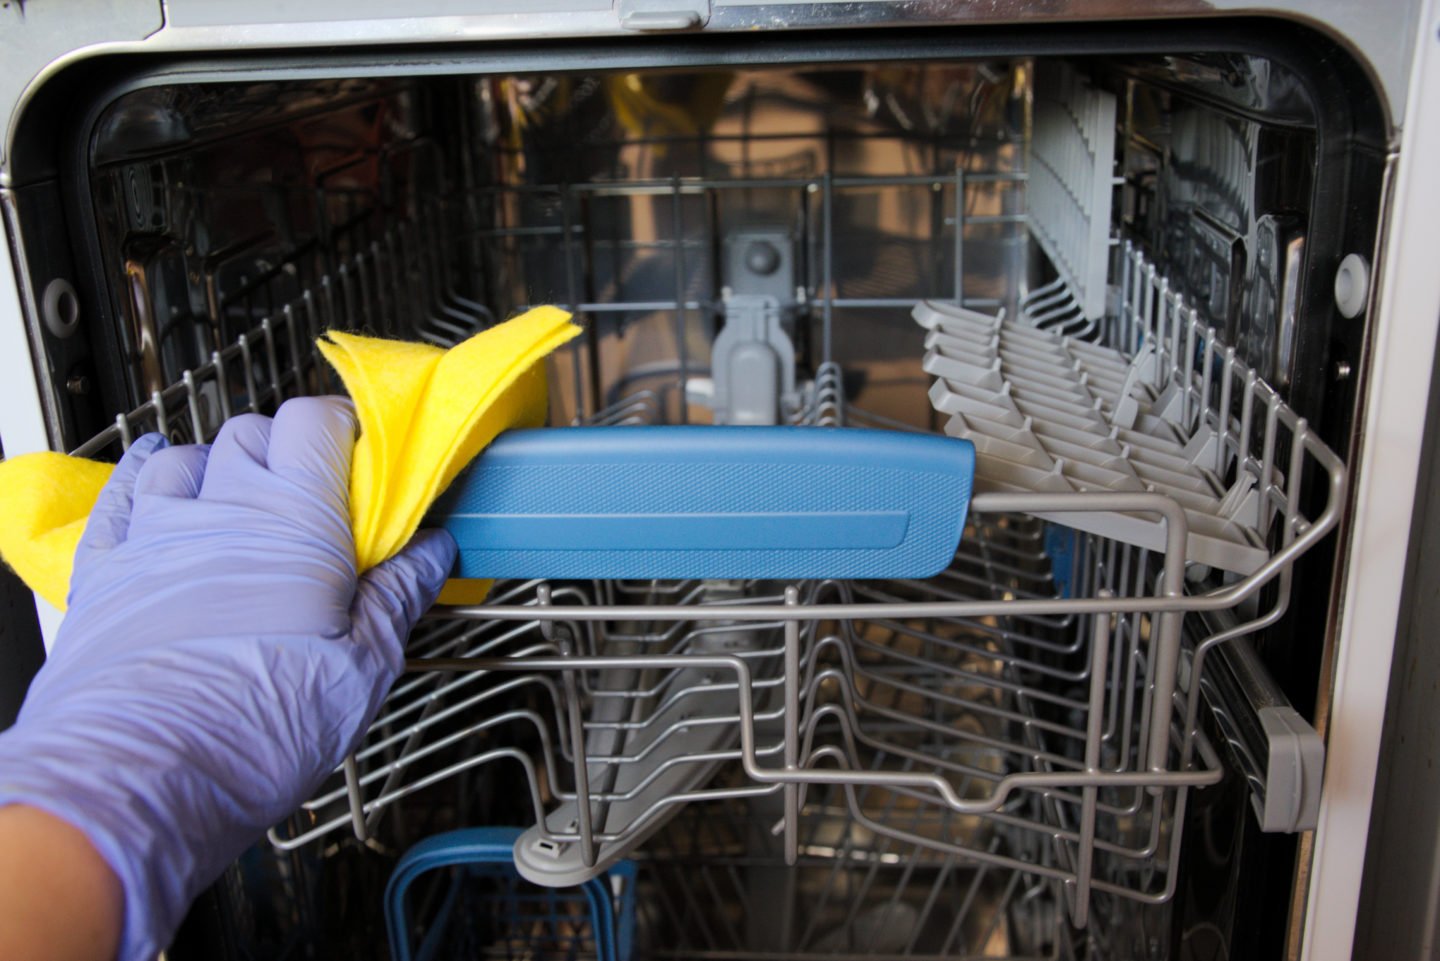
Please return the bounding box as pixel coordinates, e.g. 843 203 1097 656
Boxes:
0 805 122 961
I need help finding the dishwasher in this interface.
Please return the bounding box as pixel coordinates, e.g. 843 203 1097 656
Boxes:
0 3 1436 960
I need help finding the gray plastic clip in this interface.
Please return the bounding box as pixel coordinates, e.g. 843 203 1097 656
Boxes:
1255 705 1325 833
712 295 798 425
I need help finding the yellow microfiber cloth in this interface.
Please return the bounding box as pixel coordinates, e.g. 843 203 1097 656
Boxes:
0 454 114 613
0 306 582 612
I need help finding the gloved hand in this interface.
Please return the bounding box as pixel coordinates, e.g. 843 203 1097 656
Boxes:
0 396 457 961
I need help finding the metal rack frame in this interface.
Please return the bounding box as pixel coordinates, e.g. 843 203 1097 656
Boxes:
66 129 1344 931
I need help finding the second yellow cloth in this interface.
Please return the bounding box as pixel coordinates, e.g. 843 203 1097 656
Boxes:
0 306 581 611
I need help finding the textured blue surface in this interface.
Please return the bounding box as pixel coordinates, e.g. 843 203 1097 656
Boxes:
429 426 975 580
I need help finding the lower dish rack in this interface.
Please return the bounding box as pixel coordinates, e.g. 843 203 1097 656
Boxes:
278 505 1228 930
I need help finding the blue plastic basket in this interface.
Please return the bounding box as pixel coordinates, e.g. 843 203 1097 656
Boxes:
385 827 636 961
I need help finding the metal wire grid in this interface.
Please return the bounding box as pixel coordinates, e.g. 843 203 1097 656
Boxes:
632 781 1083 960
64 311 1340 933
1110 240 1326 561
65 245 1342 934
372 238 1344 922
458 167 1026 407
266 578 795 856
71 191 497 459
782 538 1211 926
267 497 1208 951
269 504 1219 910
65 141 1344 935
74 159 1006 457
469 170 1024 310
410 447 1336 900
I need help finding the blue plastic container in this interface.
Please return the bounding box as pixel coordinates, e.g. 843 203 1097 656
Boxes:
385 827 637 961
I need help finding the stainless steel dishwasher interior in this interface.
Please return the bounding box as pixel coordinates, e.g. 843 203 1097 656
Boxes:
64 58 1357 960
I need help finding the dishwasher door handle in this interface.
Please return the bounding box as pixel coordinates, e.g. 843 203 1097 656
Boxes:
428 426 976 581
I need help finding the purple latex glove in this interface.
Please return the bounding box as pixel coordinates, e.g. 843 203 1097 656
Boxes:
0 396 457 961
